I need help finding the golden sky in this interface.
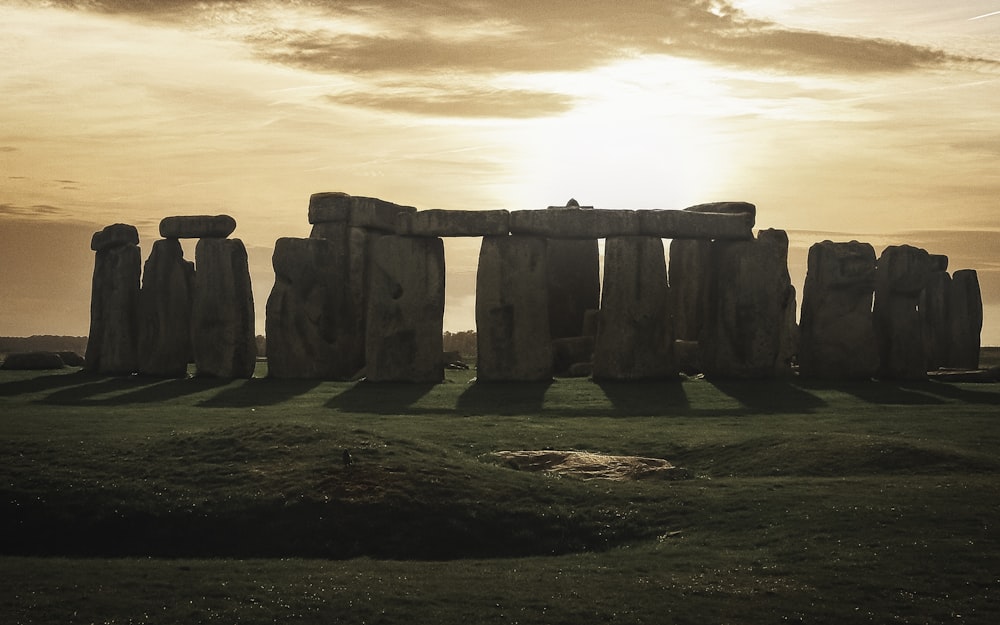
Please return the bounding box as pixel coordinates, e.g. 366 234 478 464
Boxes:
1 0 999 343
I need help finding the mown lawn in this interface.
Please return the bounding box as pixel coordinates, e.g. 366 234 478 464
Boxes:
1 358 998 624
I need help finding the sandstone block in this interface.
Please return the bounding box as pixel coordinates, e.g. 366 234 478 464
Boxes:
639 209 753 240
920 271 951 371
396 209 511 237
668 238 712 342
348 196 417 232
85 242 141 374
874 245 931 380
593 236 675 381
948 269 983 369
90 223 139 252
159 215 236 239
1 352 66 370
684 201 757 224
552 336 595 376
547 238 600 339
138 239 195 377
365 236 446 382
798 241 879 379
509 208 640 238
476 235 552 382
191 238 256 378
308 192 352 224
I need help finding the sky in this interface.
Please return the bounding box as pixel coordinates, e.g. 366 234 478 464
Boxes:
1 0 998 345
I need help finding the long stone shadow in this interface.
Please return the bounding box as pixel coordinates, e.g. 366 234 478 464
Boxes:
199 378 323 408
326 381 438 414
455 380 553 415
38 375 229 406
0 370 96 398
705 378 827 414
794 378 951 405
594 379 690 416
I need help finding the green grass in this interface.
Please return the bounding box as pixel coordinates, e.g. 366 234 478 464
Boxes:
1 361 999 624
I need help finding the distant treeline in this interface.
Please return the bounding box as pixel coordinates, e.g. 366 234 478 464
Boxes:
0 336 88 357
443 330 477 360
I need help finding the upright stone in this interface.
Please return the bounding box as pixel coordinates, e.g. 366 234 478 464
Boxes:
85 224 141 375
191 238 256 378
668 238 712 342
593 236 675 380
476 236 552 382
948 269 983 369
138 239 194 377
702 229 797 378
920 270 952 371
798 241 879 379
546 201 600 339
265 237 351 379
366 236 446 382
873 245 932 380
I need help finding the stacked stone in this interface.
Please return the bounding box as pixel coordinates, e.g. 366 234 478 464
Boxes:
873 245 932 380
85 224 141 375
138 239 195 377
701 229 797 378
920 255 951 371
798 241 879 379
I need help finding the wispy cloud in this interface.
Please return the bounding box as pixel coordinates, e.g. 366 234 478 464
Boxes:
328 85 574 118
0 203 66 217
0 146 18 152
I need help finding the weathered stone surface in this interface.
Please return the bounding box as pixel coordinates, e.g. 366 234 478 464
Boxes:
308 192 352 224
365 236 445 382
798 241 879 379
57 351 86 367
265 237 347 379
309 221 349 244
639 210 753 240
476 235 552 382
668 238 712 341
547 237 600 339
948 269 983 369
928 254 949 273
396 209 510 237
1 351 66 370
85 241 141 374
593 236 675 381
920 271 951 371
349 197 417 232
552 336 594 376
674 340 701 375
684 201 757 224
581 309 599 337
567 362 593 378
159 215 236 239
191 238 256 378
510 208 640 238
90 223 139 252
701 229 796 378
874 245 931 380
138 239 195 377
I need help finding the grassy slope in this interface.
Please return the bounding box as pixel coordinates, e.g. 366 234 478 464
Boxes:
1 364 999 624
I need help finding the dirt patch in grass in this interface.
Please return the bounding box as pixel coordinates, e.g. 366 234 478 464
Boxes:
489 450 694 481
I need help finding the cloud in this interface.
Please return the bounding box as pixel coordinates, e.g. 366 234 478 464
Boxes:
0 146 18 152
0 203 66 217
327 85 574 118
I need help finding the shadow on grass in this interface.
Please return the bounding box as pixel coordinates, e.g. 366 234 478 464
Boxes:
0 369 97 398
706 378 827 414
456 380 553 415
326 381 438 414
199 378 323 408
594 380 690 416
37 375 230 406
795 378 1000 405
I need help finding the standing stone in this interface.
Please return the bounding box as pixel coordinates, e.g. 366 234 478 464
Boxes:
138 239 195 377
476 236 552 382
874 245 932 380
702 229 796 378
191 238 256 378
593 236 675 380
547 240 600 339
920 271 952 371
798 241 879 379
366 236 445 382
948 269 983 369
86 224 141 375
668 238 712 342
265 237 350 379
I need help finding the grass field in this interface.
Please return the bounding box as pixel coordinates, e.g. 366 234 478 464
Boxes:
1 350 999 624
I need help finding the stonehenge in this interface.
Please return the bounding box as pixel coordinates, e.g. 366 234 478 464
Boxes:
84 192 987 387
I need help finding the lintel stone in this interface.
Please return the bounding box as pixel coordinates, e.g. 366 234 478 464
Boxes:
396 209 511 237
159 215 236 239
91 223 139 251
509 208 640 238
639 210 753 240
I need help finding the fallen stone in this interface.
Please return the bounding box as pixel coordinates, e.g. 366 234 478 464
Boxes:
552 336 594 376
90 223 139 252
138 239 195 377
928 367 999 383
567 362 593 378
638 209 753 240
396 209 511 237
490 450 693 481
674 339 701 375
948 269 983 370
56 351 86 367
1 351 66 370
509 208 640 238
159 215 236 239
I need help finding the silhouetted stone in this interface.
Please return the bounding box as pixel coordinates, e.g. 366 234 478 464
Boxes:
639 209 753 240
798 241 879 379
349 197 417 232
920 270 951 371
191 238 256 378
265 237 349 379
396 209 510 237
552 336 594 376
928 254 949 273
1 351 66 370
668 239 712 342
581 309 599 337
86 235 141 375
138 239 194 377
547 239 600 339
309 221 349 243
308 192 352 224
90 223 139 252
948 269 983 369
874 245 932 380
593 236 675 381
510 208 640 238
701 229 796 378
159 215 236 239
366 236 445 382
684 201 757 224
674 340 701 375
476 235 552 382
56 351 86 367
